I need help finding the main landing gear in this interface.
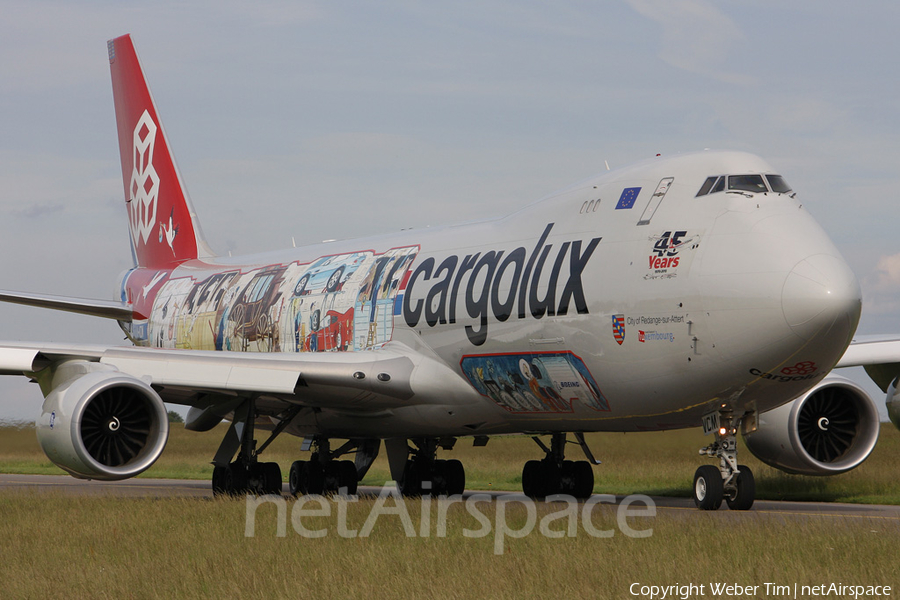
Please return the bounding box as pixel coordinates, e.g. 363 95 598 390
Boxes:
521 433 597 499
287 437 377 496
694 410 755 511
384 437 466 496
211 399 290 497
210 400 381 498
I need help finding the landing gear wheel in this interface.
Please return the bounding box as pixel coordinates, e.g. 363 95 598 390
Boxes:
337 460 358 495
444 459 465 496
572 461 594 499
560 460 577 495
400 459 424 496
393 438 467 497
231 461 249 494
305 460 325 495
212 465 229 497
541 461 562 497
693 465 724 510
399 457 464 496
522 460 544 498
726 465 755 511
289 460 306 496
260 462 282 495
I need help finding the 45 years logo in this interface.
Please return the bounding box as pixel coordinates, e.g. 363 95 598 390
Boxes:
646 230 697 280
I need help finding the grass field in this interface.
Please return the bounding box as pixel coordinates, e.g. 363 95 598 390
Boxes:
0 489 897 599
1 421 898 503
1 423 898 598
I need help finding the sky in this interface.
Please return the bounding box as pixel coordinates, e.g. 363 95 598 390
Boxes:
0 1 898 422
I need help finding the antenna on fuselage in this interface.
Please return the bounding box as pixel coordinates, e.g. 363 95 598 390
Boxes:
604 160 610 171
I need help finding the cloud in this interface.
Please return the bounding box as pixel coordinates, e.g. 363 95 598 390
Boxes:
857 252 900 317
626 0 748 84
216 0 320 28
14 203 64 219
873 253 900 288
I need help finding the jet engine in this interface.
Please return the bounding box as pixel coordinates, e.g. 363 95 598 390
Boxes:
885 376 900 431
35 363 169 480
743 375 880 475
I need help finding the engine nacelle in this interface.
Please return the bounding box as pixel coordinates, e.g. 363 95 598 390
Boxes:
36 363 169 480
743 375 880 475
886 376 900 431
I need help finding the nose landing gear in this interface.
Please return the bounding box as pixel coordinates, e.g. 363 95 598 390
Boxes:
695 411 755 510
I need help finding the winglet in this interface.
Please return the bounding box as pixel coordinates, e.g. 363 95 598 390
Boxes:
108 34 215 268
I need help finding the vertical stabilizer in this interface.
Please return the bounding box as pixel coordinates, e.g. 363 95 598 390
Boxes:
108 34 214 268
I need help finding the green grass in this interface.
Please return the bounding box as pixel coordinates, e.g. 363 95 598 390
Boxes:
1 422 899 504
2 423 899 598
0 490 896 599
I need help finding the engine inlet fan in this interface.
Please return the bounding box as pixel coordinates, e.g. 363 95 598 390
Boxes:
80 387 152 467
797 387 859 463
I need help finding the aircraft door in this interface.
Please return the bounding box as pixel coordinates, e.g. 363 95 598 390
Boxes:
637 177 674 225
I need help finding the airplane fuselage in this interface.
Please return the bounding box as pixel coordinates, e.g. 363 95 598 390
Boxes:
6 34 879 504
120 150 861 438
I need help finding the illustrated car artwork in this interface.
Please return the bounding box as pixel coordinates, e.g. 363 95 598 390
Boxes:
293 253 369 296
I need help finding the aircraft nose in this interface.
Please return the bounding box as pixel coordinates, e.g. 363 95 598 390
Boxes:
781 254 861 342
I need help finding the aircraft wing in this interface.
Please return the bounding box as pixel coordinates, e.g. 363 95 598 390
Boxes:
0 340 477 412
0 290 132 321
836 335 900 391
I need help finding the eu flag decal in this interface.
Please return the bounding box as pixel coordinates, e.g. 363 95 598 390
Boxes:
615 187 641 210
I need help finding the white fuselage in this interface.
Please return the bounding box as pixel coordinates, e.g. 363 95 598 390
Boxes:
122 151 861 437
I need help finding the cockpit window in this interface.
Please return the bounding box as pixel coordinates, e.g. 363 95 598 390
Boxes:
727 175 767 193
765 174 792 194
696 176 717 197
697 173 789 197
697 176 726 196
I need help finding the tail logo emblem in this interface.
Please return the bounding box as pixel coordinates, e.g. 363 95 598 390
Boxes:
128 110 159 247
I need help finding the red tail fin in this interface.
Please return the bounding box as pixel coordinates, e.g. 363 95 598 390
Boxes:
108 34 213 268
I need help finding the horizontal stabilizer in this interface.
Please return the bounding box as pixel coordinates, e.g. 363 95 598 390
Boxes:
0 290 132 322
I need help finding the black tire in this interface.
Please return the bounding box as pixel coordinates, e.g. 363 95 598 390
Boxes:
429 459 445 496
572 461 594 499
262 462 282 495
219 461 247 496
399 460 421 496
444 459 465 496
306 461 326 495
212 465 228 497
522 460 544 497
693 465 724 510
560 460 577 495
222 465 237 496
323 461 340 493
338 460 358 495
288 460 306 496
542 460 562 497
726 465 755 511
